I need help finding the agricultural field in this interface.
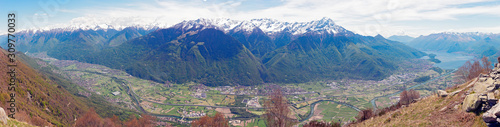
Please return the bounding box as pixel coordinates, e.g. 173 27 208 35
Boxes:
37 55 455 126
317 101 358 123
50 60 138 109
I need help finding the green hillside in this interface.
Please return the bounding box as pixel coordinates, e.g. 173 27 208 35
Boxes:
262 34 425 83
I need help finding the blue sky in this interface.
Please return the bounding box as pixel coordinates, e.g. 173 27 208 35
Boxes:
1 0 499 37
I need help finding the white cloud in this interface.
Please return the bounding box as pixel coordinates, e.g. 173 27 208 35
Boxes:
25 0 500 36
57 9 79 13
450 25 500 34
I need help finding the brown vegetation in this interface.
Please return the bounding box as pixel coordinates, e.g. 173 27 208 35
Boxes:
353 89 420 124
355 108 374 123
0 49 90 126
264 88 296 127
374 103 401 117
399 89 420 105
350 79 484 127
74 109 108 127
303 120 341 127
30 116 47 126
125 114 156 127
191 112 229 127
455 56 491 83
74 109 157 127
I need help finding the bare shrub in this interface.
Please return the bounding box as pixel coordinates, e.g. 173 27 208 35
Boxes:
191 112 229 127
356 108 373 122
264 88 296 127
408 89 420 102
399 89 420 105
303 120 341 127
30 116 46 126
455 56 492 83
399 90 410 105
75 109 104 127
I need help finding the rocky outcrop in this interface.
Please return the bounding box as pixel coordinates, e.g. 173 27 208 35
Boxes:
438 61 500 125
480 62 500 126
463 93 481 112
459 73 498 113
0 107 8 125
437 90 448 97
483 104 500 123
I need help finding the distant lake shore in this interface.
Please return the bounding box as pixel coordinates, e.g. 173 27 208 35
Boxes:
420 51 474 69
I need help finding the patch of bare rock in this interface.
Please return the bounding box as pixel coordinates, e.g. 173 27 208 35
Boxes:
436 61 500 126
452 63 500 126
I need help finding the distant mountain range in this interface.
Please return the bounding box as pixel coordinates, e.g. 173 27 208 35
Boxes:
1 18 425 86
387 35 415 43
403 32 500 54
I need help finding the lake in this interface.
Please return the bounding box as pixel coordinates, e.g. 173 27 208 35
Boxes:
421 51 474 69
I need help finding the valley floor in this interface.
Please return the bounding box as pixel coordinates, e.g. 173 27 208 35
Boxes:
27 52 456 126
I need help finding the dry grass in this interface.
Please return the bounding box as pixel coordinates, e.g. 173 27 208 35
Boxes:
351 81 486 127
0 49 91 126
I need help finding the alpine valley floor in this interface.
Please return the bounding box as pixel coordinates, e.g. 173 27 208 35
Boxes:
27 52 455 126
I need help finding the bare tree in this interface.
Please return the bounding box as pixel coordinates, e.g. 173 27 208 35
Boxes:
408 89 420 102
469 60 483 80
264 88 295 127
482 56 492 73
191 112 229 127
356 108 373 122
455 61 472 84
399 89 420 105
75 109 105 127
455 56 493 84
303 120 341 127
399 90 410 105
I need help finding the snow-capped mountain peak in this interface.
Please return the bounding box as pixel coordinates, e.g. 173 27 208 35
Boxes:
173 17 350 36
14 17 350 36
439 31 491 36
172 18 240 32
19 16 169 34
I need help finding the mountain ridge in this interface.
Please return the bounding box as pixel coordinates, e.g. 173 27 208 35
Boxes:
3 18 425 86
387 35 415 43
406 32 500 53
172 17 350 36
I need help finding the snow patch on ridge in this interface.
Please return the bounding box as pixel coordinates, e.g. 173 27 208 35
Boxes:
16 17 349 36
175 17 349 35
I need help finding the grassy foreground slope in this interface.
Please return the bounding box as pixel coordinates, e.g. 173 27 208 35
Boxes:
351 80 486 127
17 53 140 120
0 48 90 126
1 116 36 127
1 48 139 126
